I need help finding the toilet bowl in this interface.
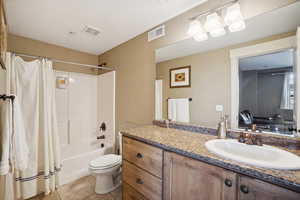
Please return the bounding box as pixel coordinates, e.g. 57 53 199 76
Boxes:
89 154 122 194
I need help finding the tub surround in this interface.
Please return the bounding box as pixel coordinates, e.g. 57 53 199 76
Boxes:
121 125 300 193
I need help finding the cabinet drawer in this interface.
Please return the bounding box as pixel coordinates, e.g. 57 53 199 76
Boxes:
123 160 162 200
123 136 163 178
123 183 148 200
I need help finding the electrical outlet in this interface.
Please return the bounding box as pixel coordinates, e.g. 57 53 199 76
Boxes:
216 105 223 112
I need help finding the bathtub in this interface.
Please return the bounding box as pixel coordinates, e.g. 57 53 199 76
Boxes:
59 147 113 185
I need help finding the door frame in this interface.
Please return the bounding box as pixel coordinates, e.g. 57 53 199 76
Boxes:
229 36 296 131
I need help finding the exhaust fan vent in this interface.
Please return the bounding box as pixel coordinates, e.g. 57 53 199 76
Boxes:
148 25 165 42
83 25 101 36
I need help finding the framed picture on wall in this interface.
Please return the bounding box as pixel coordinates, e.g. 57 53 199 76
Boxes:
169 66 191 88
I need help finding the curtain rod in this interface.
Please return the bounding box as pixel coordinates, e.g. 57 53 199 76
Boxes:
12 52 114 71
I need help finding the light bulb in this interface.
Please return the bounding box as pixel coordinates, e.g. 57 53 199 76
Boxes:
193 31 208 42
187 20 202 36
228 20 246 32
225 3 246 32
209 28 226 37
204 13 226 37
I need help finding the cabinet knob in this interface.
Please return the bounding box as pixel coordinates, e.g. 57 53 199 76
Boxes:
136 153 143 158
136 178 143 184
240 185 249 194
224 179 232 187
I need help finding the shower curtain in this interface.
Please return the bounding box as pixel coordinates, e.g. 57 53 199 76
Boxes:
5 52 61 199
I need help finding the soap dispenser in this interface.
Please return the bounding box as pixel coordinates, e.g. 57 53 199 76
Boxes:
217 115 227 139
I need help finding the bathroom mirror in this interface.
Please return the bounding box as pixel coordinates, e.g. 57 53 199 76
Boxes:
155 2 300 137
238 50 295 135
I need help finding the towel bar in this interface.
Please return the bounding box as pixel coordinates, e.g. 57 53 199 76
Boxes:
167 98 192 102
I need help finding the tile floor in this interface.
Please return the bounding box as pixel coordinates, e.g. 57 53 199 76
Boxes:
29 176 122 200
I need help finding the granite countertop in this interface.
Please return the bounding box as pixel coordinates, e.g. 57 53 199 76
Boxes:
121 125 300 193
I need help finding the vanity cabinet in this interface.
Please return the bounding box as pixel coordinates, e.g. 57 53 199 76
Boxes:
122 136 300 200
163 152 237 200
238 175 300 200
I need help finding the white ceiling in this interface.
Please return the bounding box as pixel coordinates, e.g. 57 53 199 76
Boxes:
156 1 300 63
6 0 207 55
239 50 294 71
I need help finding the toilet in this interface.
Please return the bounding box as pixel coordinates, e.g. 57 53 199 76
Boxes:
89 133 123 194
89 154 122 194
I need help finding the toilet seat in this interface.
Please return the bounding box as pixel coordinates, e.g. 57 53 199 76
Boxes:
89 154 122 170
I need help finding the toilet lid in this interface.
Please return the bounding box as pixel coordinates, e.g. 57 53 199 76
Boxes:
89 154 121 169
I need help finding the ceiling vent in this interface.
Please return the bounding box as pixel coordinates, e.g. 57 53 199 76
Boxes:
148 25 165 42
83 25 101 36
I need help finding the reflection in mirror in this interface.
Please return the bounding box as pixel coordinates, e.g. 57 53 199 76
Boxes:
155 2 300 136
238 50 295 135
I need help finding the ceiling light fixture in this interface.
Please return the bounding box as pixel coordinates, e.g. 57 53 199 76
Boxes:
224 3 246 32
187 19 208 42
193 32 208 42
204 13 226 37
193 29 208 42
187 20 202 37
187 0 245 42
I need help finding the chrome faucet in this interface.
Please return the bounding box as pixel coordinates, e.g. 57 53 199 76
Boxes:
238 132 263 146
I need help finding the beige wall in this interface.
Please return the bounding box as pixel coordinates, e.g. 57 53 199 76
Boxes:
99 0 297 130
156 32 295 127
99 34 156 130
7 34 99 74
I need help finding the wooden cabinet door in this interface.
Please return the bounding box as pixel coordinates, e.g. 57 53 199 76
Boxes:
238 175 300 200
123 183 148 200
163 152 237 200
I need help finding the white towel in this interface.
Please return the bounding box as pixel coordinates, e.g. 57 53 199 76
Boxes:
167 98 190 123
176 98 190 123
168 99 177 121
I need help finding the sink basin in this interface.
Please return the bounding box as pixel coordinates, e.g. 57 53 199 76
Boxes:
205 139 300 170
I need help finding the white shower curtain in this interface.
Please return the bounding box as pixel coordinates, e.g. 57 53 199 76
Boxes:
5 53 61 199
